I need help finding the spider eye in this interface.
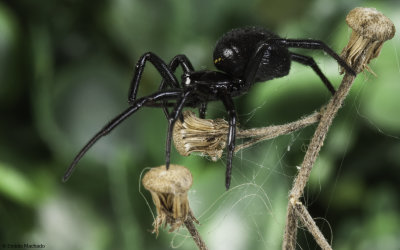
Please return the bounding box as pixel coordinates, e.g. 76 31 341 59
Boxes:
223 48 234 58
214 57 223 64
214 47 236 65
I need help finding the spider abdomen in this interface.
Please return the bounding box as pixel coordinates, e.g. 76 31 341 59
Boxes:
255 43 291 82
213 26 291 83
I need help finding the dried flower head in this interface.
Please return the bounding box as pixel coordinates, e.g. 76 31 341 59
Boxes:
341 7 395 74
142 164 197 235
173 110 230 161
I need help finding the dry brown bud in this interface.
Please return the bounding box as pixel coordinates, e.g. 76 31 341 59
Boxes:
341 7 395 74
142 164 197 235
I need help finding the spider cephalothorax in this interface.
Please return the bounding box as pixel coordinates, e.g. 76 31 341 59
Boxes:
63 26 355 189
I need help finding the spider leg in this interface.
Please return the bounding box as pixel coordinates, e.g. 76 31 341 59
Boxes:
221 94 237 190
164 90 193 169
160 55 194 91
290 52 336 95
63 90 182 182
128 52 180 104
274 38 356 75
159 55 195 118
199 102 207 119
243 43 272 85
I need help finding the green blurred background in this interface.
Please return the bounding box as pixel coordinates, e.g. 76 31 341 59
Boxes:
1 0 399 249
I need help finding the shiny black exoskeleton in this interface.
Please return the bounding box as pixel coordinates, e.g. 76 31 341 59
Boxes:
63 26 355 189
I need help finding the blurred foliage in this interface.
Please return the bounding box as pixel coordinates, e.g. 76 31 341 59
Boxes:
1 0 399 249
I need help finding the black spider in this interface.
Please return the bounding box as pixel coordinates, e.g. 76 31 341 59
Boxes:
63 26 355 189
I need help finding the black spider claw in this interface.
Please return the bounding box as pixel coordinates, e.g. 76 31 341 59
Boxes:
339 60 356 76
225 161 233 190
62 168 75 182
348 66 357 76
62 174 69 183
225 176 231 190
179 113 184 122
339 63 356 77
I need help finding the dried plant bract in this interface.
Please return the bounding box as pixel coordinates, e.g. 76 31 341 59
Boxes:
340 7 395 74
142 164 197 235
173 111 229 161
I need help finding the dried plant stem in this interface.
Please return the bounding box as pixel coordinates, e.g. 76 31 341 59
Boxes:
290 72 356 200
174 110 321 161
282 69 357 250
282 202 298 250
282 6 398 247
238 111 320 138
294 201 332 250
184 217 209 250
235 111 321 152
282 16 388 247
